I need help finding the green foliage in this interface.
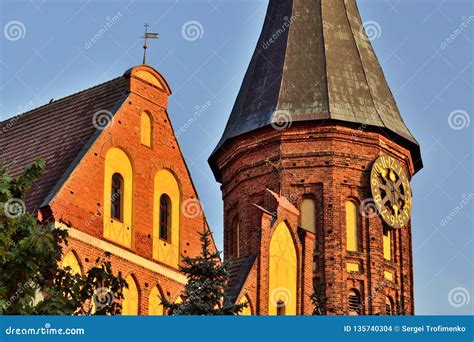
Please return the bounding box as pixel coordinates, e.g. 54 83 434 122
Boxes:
0 159 126 315
310 283 328 315
162 228 247 315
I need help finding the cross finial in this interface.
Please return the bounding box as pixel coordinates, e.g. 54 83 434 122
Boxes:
141 23 159 65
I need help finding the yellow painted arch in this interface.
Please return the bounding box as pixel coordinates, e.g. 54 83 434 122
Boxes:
153 169 180 268
103 147 133 248
122 275 139 315
383 227 392 260
61 250 82 275
174 295 183 304
140 112 152 147
134 70 171 93
148 285 164 316
345 200 359 252
268 221 297 315
239 295 252 316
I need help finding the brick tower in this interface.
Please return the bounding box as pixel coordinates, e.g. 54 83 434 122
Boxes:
209 0 423 315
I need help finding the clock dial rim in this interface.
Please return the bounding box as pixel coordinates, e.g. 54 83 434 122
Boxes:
370 155 412 229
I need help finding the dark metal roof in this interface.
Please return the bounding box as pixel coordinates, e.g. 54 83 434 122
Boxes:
226 254 257 303
210 0 422 177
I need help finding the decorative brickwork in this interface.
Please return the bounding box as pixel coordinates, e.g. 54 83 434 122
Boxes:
210 0 422 316
47 66 214 314
212 123 416 315
1 65 215 315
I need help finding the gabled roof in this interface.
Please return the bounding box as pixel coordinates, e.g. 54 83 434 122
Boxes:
0 76 129 212
210 0 422 176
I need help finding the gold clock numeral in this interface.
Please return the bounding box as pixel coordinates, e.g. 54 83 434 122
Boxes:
374 164 383 175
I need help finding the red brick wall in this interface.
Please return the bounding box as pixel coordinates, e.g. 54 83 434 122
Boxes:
65 237 184 315
48 68 215 314
214 122 416 315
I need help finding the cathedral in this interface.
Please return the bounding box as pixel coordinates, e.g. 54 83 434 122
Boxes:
0 0 422 316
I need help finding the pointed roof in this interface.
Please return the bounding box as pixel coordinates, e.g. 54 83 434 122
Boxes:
210 0 422 177
0 75 129 213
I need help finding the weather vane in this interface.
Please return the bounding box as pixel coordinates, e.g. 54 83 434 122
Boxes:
141 23 159 65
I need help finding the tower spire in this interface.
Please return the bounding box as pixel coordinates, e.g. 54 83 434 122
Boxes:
208 0 421 317
141 23 159 65
209 0 422 179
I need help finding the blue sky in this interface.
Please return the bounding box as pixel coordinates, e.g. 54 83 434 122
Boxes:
0 0 472 315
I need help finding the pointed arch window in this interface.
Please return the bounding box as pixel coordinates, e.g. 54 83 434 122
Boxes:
148 285 164 316
348 289 362 315
111 173 124 221
122 275 139 316
301 198 316 233
104 148 133 248
269 222 297 315
61 251 82 276
345 201 359 252
239 295 252 316
159 194 172 242
153 169 180 268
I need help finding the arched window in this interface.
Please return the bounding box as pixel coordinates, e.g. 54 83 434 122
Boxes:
61 251 82 275
348 289 361 315
345 201 359 252
301 198 316 233
153 169 181 268
111 173 124 221
159 194 172 242
386 296 394 315
276 300 286 316
122 275 139 315
383 226 392 261
140 112 152 147
59 250 81 305
103 147 133 248
269 222 297 315
239 295 252 316
148 285 164 316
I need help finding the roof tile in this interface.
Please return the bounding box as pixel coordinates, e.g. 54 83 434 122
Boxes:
0 76 129 212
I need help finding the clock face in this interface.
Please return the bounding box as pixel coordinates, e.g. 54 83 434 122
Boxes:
370 155 412 228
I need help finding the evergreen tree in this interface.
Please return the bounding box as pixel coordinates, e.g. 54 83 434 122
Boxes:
0 159 127 315
163 228 247 315
310 283 328 315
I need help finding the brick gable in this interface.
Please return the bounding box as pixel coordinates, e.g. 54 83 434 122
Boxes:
1 65 217 315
